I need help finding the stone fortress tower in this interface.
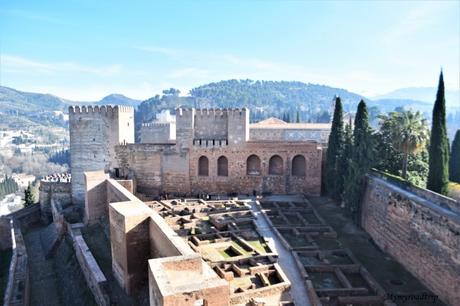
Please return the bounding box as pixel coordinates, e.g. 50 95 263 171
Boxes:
174 107 249 149
69 105 134 206
68 105 328 204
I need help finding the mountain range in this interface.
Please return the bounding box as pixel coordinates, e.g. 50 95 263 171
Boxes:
0 81 458 131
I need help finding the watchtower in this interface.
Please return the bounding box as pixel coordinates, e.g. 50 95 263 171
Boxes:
69 105 134 205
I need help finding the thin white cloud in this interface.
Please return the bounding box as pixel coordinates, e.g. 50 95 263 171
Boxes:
0 8 69 25
2 54 123 77
135 46 180 57
167 67 211 79
381 2 451 45
137 45 279 71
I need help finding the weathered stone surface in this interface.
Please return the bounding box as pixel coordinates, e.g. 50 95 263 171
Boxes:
72 234 110 306
148 255 229 306
69 105 134 206
361 174 460 306
39 180 71 223
140 122 176 144
40 223 61 259
0 217 12 250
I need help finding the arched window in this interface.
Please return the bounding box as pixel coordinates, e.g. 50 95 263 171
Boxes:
217 156 228 176
198 156 209 176
292 155 306 176
268 155 283 175
247 155 261 176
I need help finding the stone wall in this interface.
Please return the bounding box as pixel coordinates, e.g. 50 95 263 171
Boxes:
250 126 330 144
39 180 72 223
115 141 322 197
361 174 460 306
189 141 323 195
68 223 110 306
8 204 41 230
115 144 190 196
0 217 12 250
194 109 228 140
140 123 175 144
3 219 29 306
84 171 109 225
148 255 229 306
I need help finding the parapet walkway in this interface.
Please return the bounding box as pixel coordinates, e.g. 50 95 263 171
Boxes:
249 197 312 306
24 226 96 306
24 227 61 306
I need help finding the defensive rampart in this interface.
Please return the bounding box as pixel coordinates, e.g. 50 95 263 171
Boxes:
361 172 460 306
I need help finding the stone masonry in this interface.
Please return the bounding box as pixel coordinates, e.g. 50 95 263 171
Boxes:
361 173 460 306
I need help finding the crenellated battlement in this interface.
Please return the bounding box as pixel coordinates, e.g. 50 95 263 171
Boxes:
176 107 194 117
176 107 248 117
192 138 228 148
142 122 173 128
69 105 134 114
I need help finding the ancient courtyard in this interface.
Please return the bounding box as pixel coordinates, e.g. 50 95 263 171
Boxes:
1 105 459 306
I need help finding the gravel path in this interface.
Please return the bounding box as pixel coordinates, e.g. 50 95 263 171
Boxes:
249 199 311 306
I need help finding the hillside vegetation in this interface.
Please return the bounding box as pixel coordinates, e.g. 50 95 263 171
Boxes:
137 80 367 124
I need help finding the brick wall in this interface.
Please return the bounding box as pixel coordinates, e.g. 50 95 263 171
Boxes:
361 174 460 306
189 141 323 195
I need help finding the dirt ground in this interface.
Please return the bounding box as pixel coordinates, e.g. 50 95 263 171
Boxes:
308 195 446 306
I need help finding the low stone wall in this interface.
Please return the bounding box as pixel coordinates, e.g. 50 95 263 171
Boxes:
0 217 12 250
67 223 110 306
8 204 40 230
3 219 29 306
39 180 72 223
361 173 460 306
84 170 136 225
371 170 460 214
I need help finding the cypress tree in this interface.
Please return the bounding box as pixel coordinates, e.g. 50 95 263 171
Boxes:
427 71 450 194
338 118 353 203
325 96 344 200
449 130 460 183
296 111 300 123
24 184 35 207
343 100 374 223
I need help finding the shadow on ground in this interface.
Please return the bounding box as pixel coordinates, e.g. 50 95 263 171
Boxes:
308 195 445 306
82 222 149 306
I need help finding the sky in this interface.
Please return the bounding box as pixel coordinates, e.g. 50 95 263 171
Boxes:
0 0 459 101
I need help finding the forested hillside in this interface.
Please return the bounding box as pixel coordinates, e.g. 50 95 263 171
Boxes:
0 86 142 130
136 80 367 125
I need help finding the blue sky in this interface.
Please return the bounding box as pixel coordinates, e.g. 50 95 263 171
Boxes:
0 0 458 101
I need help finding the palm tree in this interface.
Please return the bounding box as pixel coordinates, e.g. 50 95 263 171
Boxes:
379 110 430 179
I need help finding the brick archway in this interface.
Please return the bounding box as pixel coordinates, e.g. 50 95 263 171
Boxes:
292 155 306 176
217 156 228 176
198 156 209 176
247 155 261 176
268 155 283 175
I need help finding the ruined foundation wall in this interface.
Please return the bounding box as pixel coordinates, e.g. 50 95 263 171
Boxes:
361 174 460 306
